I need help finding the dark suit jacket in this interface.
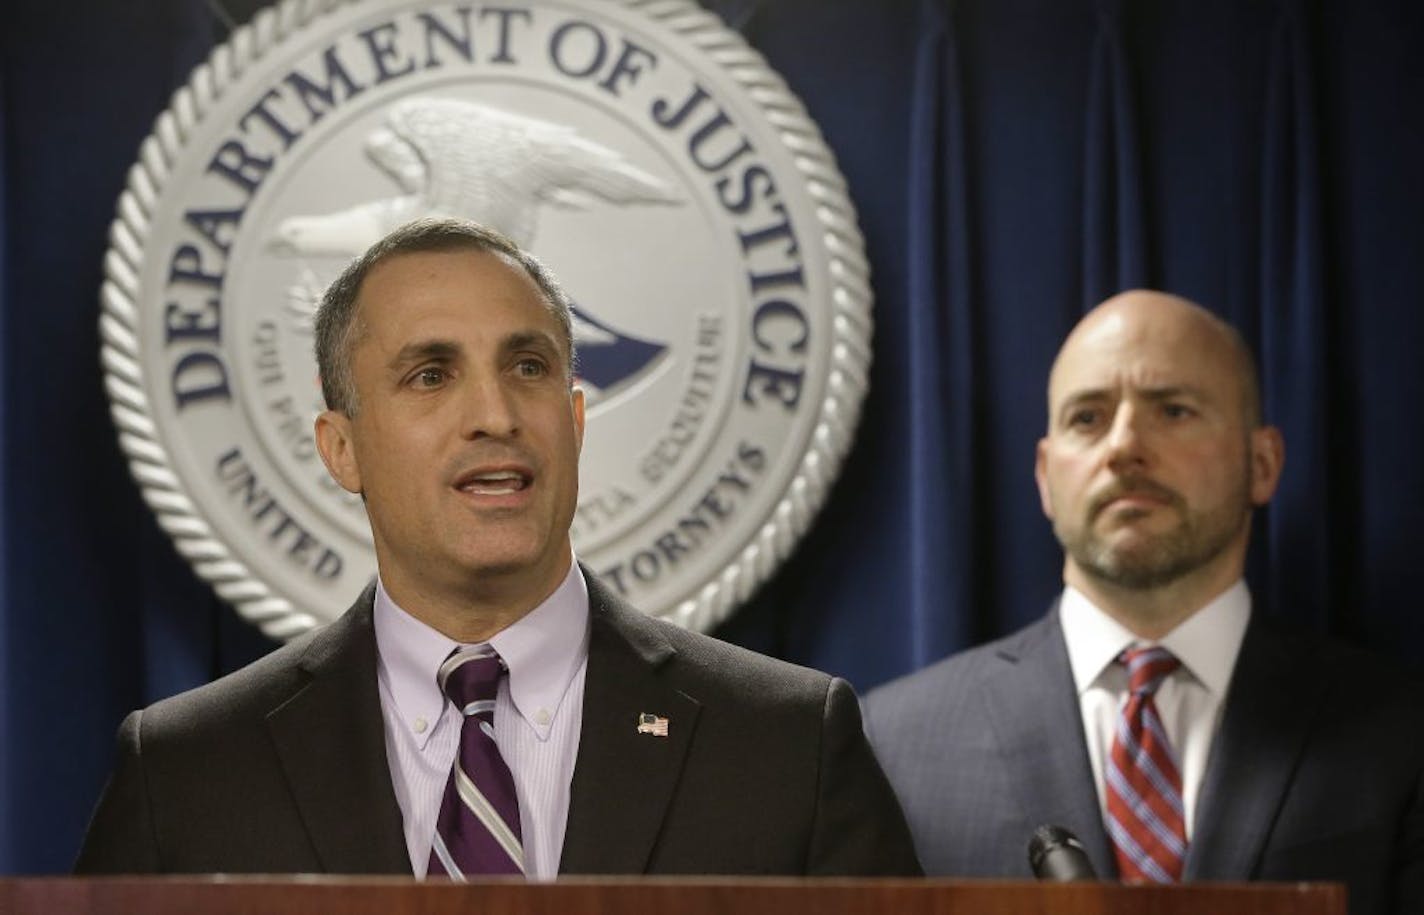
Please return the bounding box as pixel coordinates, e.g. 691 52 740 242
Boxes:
864 605 1424 915
76 574 920 876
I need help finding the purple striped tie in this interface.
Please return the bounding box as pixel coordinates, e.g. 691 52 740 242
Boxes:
427 646 524 878
1105 646 1187 883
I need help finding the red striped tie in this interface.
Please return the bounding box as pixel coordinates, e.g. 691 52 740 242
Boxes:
1105 646 1187 883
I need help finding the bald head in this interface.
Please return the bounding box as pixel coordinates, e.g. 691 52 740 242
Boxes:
1048 290 1263 430
1034 288 1284 634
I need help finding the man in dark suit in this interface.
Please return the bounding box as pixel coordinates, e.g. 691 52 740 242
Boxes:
865 290 1423 914
77 218 919 878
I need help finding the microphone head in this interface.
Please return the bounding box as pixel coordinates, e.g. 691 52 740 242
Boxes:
1028 824 1097 881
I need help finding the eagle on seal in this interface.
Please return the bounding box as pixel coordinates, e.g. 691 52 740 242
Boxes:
270 96 677 399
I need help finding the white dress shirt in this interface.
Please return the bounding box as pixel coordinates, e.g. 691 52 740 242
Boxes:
1060 582 1250 837
373 561 590 879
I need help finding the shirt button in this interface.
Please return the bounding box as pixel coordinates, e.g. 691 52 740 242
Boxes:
535 709 551 726
414 717 428 734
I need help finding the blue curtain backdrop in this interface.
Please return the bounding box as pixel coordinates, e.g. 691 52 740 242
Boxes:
2 0 1421 874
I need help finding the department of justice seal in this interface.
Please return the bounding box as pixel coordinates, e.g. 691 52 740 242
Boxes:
100 0 872 639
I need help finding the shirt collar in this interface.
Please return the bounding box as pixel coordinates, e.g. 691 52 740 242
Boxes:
1060 580 1251 697
374 559 591 747
486 561 590 739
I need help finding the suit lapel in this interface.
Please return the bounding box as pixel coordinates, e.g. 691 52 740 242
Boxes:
1186 616 1323 880
559 575 701 874
980 608 1116 876
265 587 412 874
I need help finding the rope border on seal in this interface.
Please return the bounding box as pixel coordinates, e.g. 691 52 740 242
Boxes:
99 0 873 640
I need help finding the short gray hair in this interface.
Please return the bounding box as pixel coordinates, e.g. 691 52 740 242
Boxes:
313 218 575 415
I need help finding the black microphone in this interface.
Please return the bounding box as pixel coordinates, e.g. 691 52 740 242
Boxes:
1028 824 1098 881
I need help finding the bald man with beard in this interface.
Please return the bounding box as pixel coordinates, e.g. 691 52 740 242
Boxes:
865 290 1424 915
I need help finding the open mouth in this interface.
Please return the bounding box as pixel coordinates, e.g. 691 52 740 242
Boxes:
454 468 533 497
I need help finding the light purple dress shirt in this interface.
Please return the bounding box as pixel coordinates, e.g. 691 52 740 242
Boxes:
373 561 590 879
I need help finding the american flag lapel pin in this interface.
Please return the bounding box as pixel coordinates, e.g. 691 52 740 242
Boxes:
636 712 670 737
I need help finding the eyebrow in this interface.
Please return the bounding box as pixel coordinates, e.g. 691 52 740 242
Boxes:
1138 384 1209 403
386 330 564 373
503 330 562 356
388 339 461 373
1056 384 1210 416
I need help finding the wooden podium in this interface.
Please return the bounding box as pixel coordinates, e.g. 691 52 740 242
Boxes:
0 877 1346 914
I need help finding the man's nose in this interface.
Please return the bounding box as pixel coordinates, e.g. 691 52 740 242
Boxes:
1103 404 1149 471
460 375 518 439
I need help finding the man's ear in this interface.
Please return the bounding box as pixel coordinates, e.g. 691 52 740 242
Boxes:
571 385 586 456
1249 425 1285 506
315 409 363 495
1035 437 1055 520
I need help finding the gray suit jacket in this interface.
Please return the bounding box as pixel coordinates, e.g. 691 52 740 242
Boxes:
77 573 920 876
864 605 1424 915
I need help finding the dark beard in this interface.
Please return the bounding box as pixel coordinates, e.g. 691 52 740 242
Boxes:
1058 478 1250 591
1068 519 1232 590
